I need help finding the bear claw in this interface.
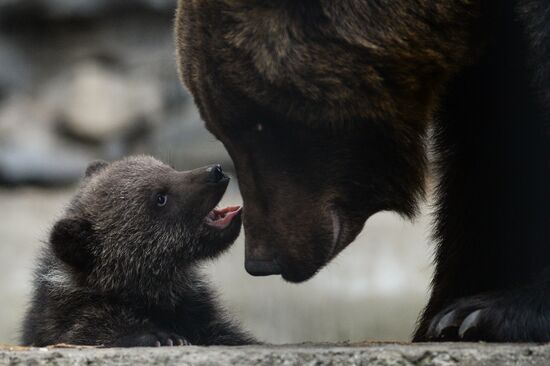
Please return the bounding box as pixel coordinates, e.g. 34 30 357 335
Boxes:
114 331 190 347
428 307 485 341
458 309 482 340
153 332 190 347
434 310 460 340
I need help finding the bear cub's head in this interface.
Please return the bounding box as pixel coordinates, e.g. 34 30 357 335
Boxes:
50 156 241 300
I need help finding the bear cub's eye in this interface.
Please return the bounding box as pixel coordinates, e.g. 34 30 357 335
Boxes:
156 193 168 207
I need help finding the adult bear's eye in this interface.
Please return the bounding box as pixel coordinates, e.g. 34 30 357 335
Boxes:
156 193 168 207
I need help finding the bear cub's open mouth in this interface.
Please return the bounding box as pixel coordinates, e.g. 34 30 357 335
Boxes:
205 205 242 229
201 164 243 232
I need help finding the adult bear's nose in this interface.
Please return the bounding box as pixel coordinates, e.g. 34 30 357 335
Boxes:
207 164 226 183
245 259 282 276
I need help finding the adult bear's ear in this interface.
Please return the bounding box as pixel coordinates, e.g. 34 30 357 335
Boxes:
85 160 109 178
50 217 95 271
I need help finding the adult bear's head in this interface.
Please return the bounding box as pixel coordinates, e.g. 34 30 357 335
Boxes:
175 0 479 282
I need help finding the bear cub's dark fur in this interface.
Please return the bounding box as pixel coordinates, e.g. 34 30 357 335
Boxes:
22 156 255 347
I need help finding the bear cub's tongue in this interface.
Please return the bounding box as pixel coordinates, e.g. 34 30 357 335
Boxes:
205 206 242 229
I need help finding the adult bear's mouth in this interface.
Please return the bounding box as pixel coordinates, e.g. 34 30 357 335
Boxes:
245 209 345 282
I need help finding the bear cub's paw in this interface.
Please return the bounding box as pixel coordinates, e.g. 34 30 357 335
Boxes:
113 331 190 347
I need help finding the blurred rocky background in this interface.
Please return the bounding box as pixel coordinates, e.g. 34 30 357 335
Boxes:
0 0 229 186
0 0 434 345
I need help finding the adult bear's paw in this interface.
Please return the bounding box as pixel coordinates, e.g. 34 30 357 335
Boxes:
425 290 550 342
426 301 490 341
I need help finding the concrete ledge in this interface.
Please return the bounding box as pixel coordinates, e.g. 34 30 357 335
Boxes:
1 343 549 366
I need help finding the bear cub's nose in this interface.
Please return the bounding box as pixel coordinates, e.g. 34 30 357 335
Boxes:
208 164 226 183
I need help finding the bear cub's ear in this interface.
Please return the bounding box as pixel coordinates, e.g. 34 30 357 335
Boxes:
85 160 109 178
50 218 95 271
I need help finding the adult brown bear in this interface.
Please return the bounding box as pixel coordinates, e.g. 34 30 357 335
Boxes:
175 0 550 342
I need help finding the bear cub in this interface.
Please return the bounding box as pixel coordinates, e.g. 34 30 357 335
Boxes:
22 156 255 347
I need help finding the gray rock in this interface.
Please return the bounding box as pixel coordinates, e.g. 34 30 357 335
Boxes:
0 95 94 186
0 148 90 186
1 343 549 366
54 62 163 142
0 0 233 186
0 0 177 19
0 37 31 96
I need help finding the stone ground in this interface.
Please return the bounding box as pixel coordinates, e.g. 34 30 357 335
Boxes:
0 182 433 344
1 343 548 366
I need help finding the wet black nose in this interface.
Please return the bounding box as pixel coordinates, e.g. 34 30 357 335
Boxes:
245 259 282 276
208 164 226 183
